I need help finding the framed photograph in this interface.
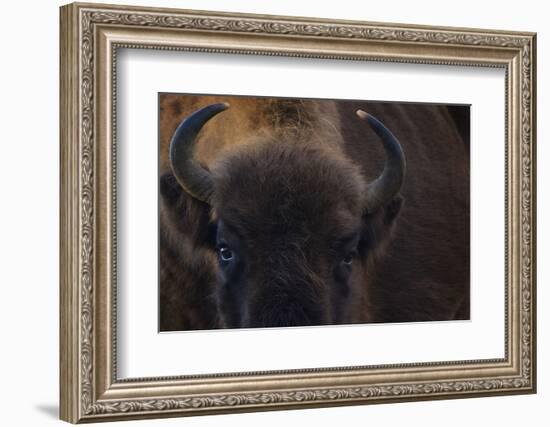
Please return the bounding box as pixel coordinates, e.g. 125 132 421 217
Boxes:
59 2 537 423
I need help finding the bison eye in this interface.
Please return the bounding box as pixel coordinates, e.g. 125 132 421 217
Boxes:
342 252 355 265
219 246 234 262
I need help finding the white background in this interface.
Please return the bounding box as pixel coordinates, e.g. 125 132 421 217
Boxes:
0 0 546 426
118 50 504 377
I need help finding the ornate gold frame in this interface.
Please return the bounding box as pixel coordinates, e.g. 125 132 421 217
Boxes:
59 2 537 423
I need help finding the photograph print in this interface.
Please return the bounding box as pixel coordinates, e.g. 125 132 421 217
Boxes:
158 94 470 332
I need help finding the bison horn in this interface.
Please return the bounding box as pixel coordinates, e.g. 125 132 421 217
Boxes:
356 110 406 213
169 103 229 204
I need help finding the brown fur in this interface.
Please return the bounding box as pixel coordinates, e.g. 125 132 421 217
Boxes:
158 95 469 330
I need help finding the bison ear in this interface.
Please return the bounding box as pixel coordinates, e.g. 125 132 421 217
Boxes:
359 194 404 257
159 171 182 207
160 171 217 248
383 194 404 226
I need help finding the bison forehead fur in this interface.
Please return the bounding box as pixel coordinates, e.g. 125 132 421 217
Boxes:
212 139 366 243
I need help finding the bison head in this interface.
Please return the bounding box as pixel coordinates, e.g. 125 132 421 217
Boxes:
166 102 406 328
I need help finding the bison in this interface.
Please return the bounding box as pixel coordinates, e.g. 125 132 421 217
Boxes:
159 95 469 331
